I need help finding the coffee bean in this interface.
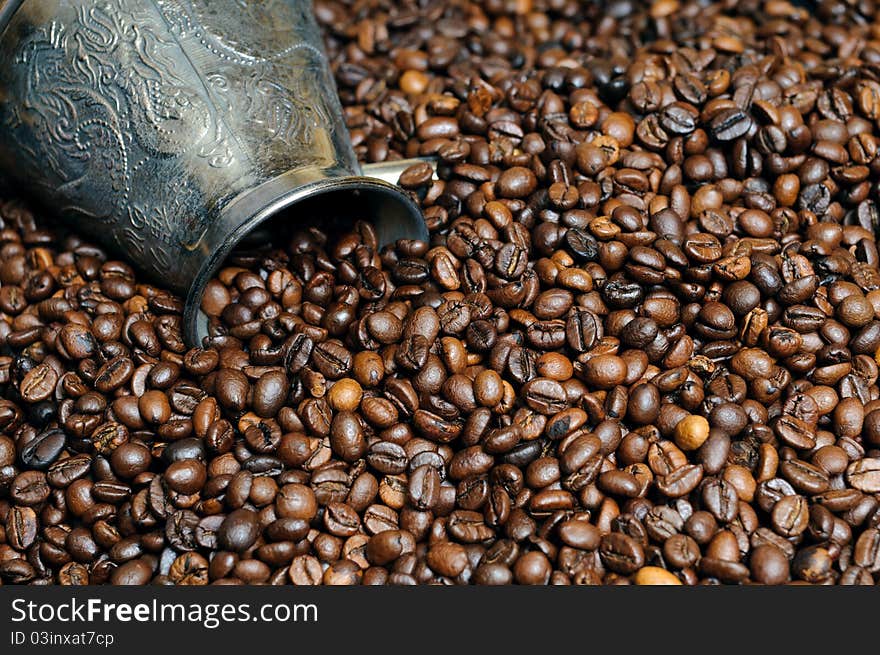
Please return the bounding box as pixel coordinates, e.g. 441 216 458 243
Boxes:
521 378 567 415
710 108 753 142
218 509 260 552
288 555 323 585
58 562 90 586
110 559 153 586
771 495 809 537
663 534 700 569
94 357 134 393
512 551 551 584
599 533 645 575
80 405 117 443
780 460 829 495
20 363 58 402
496 167 537 198
215 369 250 412
324 502 361 537
6 505 38 550
702 478 739 523
164 460 207 495
660 103 698 135
853 528 880 572
447 510 493 543
329 411 367 462
634 566 682 585
20 428 66 470
398 162 434 189
656 464 703 498
580 354 627 389
792 545 832 583
847 459 880 492
773 415 817 451
748 544 789 585
408 465 441 510
47 454 92 487
9 470 50 505
166 510 200 552
252 370 290 417
699 557 750 583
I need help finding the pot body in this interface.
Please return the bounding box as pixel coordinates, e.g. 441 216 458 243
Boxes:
0 0 426 343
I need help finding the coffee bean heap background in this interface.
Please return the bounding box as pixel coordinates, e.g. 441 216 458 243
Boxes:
4 0 880 585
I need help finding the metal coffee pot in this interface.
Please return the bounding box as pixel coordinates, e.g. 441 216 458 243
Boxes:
0 0 428 344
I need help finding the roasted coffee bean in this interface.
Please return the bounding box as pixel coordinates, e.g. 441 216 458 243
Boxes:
166 510 200 552
324 502 361 537
447 510 494 543
702 478 739 524
6 505 38 550
847 459 880 493
513 551 551 585
710 109 753 142
599 533 645 575
367 442 408 475
656 465 703 498
217 509 260 552
9 470 50 506
566 309 603 352
408 465 441 511
288 555 323 585
496 167 537 199
47 454 92 488
20 363 59 402
853 528 880 572
521 378 567 415
215 369 250 412
19 428 66 470
253 371 290 418
91 422 128 456
771 495 810 538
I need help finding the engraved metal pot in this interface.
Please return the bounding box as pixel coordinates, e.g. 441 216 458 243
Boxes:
0 0 427 344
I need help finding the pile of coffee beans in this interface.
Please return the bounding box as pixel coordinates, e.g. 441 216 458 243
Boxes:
4 0 880 585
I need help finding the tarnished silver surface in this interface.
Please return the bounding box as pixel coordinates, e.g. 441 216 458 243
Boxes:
0 0 427 344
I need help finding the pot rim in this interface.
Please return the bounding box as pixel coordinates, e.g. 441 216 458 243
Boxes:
182 172 426 346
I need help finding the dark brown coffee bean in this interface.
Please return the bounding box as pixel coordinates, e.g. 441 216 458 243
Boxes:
702 477 739 524
94 357 134 393
9 470 50 506
656 464 704 498
20 428 66 470
218 509 260 552
847 459 880 493
20 363 58 402
252 370 290 418
289 555 323 585
599 533 645 575
771 495 809 537
496 167 537 198
408 465 441 511
215 369 250 412
6 505 38 550
566 308 603 351
324 502 361 537
521 378 567 415
711 108 753 142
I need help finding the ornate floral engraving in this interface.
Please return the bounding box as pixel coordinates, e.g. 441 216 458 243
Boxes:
1 0 239 258
0 0 356 290
158 0 341 174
